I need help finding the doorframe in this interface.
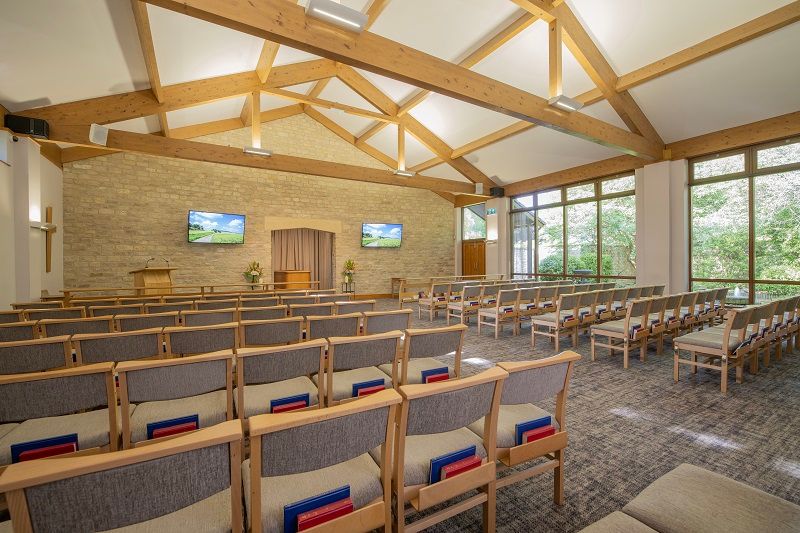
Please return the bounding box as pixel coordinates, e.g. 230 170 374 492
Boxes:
462 239 487 276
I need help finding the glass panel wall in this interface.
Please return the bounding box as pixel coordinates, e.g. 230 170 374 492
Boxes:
462 204 487 240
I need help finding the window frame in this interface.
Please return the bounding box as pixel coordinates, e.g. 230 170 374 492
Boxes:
688 136 800 303
509 173 636 282
461 203 487 241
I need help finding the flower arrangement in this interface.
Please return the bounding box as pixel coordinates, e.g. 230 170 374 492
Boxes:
342 259 356 283
243 261 264 283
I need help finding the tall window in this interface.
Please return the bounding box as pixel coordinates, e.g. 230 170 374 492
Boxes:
510 174 636 283
462 204 487 240
690 137 800 303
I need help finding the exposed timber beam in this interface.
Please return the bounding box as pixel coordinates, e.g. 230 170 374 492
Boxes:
142 0 661 159
158 112 170 137
263 87 397 123
46 126 473 194
17 59 337 134
130 0 164 103
548 19 562 98
504 155 644 197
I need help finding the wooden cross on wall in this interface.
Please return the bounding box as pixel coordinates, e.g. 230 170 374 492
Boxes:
43 206 57 273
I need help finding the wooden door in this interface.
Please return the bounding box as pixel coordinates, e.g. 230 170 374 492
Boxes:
462 240 486 276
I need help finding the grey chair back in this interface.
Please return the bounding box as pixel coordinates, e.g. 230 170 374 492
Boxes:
628 287 643 299
496 289 520 307
195 299 239 311
238 305 288 321
115 312 179 332
0 336 72 374
0 322 38 342
39 317 114 337
462 285 483 301
181 309 237 327
73 329 162 364
335 300 376 314
162 295 198 304
238 340 326 386
202 293 241 301
0 311 25 324
652 285 666 296
316 294 349 304
640 286 655 297
239 317 303 347
280 295 317 305
518 287 538 304
288 303 334 318
25 307 85 321
405 326 465 360
363 310 412 335
146 302 194 314
12 301 63 310
481 284 499 299
499 355 576 406
328 333 402 372
90 304 144 317
70 299 119 311
117 297 163 306
306 313 361 340
239 296 280 308
122 356 230 403
164 323 238 356
715 288 730 309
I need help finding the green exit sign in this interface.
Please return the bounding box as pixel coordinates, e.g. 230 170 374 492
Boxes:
486 208 497 215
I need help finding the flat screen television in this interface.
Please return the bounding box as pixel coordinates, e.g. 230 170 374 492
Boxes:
362 223 402 248
188 211 245 244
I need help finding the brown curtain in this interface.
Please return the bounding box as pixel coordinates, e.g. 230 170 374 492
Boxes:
272 228 334 289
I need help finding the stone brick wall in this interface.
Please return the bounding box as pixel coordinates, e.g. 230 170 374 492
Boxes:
61 114 454 295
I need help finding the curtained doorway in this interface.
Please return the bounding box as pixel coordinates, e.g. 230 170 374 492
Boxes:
271 228 335 289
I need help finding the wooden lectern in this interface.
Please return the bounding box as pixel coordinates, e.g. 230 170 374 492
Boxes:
273 270 311 289
129 267 178 295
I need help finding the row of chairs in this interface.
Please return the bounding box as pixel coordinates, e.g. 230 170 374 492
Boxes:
0 300 376 342
589 288 730 369
0 326 462 462
1 293 356 325
674 295 800 393
0 350 580 533
0 310 416 373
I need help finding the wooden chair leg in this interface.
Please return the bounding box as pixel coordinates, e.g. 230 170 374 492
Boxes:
640 342 646 362
396 494 405 533
590 336 596 361
721 360 728 394
623 344 629 369
673 350 680 383
482 480 497 533
531 326 536 347
736 361 743 384
495 320 499 340
554 449 564 505
764 345 771 368
554 332 560 352
691 351 697 374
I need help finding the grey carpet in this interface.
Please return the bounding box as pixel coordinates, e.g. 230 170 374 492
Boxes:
381 299 800 532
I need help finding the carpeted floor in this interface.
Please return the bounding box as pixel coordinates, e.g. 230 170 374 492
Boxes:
374 299 800 532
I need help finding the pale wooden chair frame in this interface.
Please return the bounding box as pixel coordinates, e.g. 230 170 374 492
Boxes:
306 312 362 340
399 325 466 385
392 367 507 533
247 389 401 533
163 322 239 356
0 421 244 533
23 307 86 322
288 303 335 318
117 350 235 449
0 321 40 342
238 317 303 348
179 307 238 327
478 289 520 339
325 330 403 406
334 300 377 315
11 301 64 310
72 328 164 365
38 316 114 337
446 285 483 325
236 305 288 322
590 299 652 369
0 310 26 324
362 309 412 335
89 303 144 318
418 283 451 321
531 293 581 352
494 352 580 505
113 311 180 332
145 301 195 315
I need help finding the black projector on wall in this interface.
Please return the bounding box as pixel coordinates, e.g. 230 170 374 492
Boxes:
4 114 50 139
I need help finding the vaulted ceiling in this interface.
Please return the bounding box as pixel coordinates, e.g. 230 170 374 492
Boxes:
1 0 798 197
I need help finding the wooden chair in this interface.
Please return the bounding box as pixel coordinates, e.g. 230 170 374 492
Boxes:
377 367 507 533
447 284 483 325
24 307 85 321
642 296 669 356
117 351 234 448
661 293 685 344
782 295 800 355
237 305 288 321
640 286 655 298
535 285 559 313
163 323 238 357
418 283 451 320
513 287 539 331
746 302 779 373
335 300 376 314
478 289 520 338
713 287 731 323
239 317 304 347
306 313 361 340
145 301 195 314
470 351 580 505
0 336 72 374
592 289 615 322
280 295 318 305
235 340 326 419
115 311 179 332
576 290 600 334
479 283 500 308
245 389 401 533
69 298 119 312
73 329 163 365
11 301 63 310
89 303 144 317
363 309 413 335
202 293 241 302
531 293 581 352
387 325 466 386
674 307 755 393
238 296 280 308
319 331 403 406
288 303 334 318
38 316 114 337
195 299 239 311
677 291 700 333
239 291 276 299
0 421 243 532
180 308 237 327
317 293 352 303
608 287 629 319
0 363 117 469
590 299 652 368
0 321 38 342
162 294 199 304
117 296 163 306
0 311 25 325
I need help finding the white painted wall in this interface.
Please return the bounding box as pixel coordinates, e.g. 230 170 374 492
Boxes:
40 158 64 295
485 197 509 277
454 208 462 276
0 133 15 309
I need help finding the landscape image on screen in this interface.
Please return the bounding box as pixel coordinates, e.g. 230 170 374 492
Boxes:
362 223 402 248
188 211 245 244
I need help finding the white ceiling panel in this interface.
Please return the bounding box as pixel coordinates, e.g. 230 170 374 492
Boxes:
273 46 321 67
580 100 629 131
367 124 438 167
148 4 262 86
260 92 297 111
318 77 380 111
409 94 519 149
629 25 800 143
568 0 793 74
283 82 316 95
425 163 473 183
166 96 247 129
0 0 149 111
369 0 520 62
471 127 621 184
317 108 376 136
108 116 161 134
471 20 596 98
355 69 419 105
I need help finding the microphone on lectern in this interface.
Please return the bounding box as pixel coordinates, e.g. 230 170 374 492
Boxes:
145 257 155 268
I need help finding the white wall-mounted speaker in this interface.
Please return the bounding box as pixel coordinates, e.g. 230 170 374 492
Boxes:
0 130 10 166
89 123 109 146
475 183 484 195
